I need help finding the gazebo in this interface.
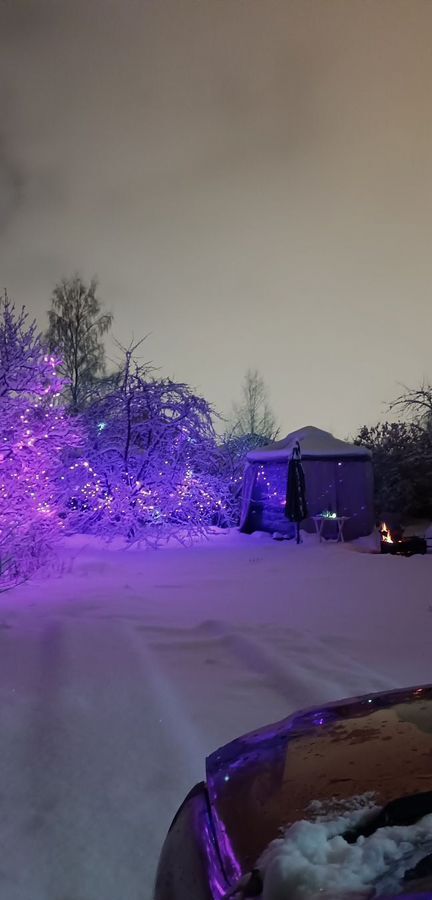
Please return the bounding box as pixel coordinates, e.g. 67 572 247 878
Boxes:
240 426 374 540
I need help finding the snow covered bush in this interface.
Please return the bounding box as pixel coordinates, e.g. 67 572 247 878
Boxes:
0 296 81 587
356 422 432 521
64 347 237 543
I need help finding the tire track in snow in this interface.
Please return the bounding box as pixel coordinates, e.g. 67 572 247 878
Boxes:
123 620 207 782
178 620 395 712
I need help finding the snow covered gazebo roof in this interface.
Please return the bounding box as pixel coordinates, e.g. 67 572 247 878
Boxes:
246 426 371 462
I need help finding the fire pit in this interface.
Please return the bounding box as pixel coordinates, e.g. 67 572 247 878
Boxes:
380 522 427 557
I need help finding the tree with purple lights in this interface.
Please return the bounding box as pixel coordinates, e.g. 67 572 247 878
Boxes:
0 295 81 586
65 343 236 543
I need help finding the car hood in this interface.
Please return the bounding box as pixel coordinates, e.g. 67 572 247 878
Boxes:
206 685 432 886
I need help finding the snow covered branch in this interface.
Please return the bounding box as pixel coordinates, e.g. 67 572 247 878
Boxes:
64 350 239 543
0 296 82 588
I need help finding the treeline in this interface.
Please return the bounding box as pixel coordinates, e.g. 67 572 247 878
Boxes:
2 272 431 588
356 419 432 523
0 277 277 587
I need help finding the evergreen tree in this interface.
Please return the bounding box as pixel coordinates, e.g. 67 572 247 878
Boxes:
356 421 432 520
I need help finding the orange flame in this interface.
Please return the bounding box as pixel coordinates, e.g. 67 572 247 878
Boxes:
380 522 393 544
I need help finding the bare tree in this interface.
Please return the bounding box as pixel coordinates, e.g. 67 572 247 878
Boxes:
389 381 432 430
47 275 113 410
230 369 278 441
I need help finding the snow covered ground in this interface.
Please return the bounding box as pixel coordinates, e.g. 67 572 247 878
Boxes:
0 530 431 900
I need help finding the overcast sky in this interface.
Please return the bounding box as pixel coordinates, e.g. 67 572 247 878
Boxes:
1 0 431 437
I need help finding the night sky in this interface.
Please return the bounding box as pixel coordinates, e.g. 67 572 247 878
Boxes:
1 0 431 437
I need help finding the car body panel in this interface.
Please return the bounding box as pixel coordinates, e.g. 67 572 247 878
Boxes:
154 783 229 900
206 684 432 884
155 685 432 898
